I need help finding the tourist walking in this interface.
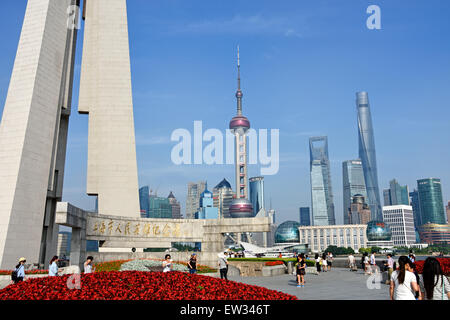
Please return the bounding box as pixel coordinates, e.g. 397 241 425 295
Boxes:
384 254 395 284
48 256 60 276
363 252 371 275
348 254 356 271
321 253 327 272
296 253 306 287
315 253 321 275
11 257 26 284
419 257 450 300
162 254 173 272
370 251 378 274
187 253 197 274
84 256 94 274
218 252 229 280
390 256 421 300
326 252 333 271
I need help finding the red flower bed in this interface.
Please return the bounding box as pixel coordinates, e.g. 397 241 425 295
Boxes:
0 271 297 300
265 261 285 267
414 258 450 275
93 260 132 272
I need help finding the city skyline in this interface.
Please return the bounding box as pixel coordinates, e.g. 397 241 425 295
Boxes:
0 1 449 225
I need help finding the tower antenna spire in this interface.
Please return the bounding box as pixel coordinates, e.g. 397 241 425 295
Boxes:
236 45 243 115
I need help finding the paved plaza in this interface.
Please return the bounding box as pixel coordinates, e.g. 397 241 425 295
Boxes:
228 268 390 300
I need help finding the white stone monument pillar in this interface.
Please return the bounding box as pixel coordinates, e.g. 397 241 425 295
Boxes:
78 0 140 218
0 0 77 269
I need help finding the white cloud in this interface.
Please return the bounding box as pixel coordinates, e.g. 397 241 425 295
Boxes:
168 14 304 38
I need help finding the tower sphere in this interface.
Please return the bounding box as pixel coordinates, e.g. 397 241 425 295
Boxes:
229 198 253 218
229 115 250 131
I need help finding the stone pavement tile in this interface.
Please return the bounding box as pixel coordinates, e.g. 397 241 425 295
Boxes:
228 268 390 300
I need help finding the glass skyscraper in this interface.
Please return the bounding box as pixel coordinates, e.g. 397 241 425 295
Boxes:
357 92 382 221
139 186 172 219
139 186 150 218
342 159 367 224
417 178 446 225
309 136 335 226
249 176 265 217
383 179 410 206
299 207 311 226
409 189 422 241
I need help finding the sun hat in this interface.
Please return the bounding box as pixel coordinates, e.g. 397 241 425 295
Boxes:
18 257 26 262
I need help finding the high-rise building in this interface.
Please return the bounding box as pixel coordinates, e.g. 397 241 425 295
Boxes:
348 195 371 225
228 47 253 218
382 205 416 247
417 178 446 225
409 189 422 241
249 177 265 217
148 194 172 219
186 181 206 219
342 160 367 224
299 207 311 226
139 186 172 219
383 179 410 206
168 192 182 219
410 190 422 226
309 136 335 226
195 184 219 219
213 179 235 219
139 186 150 218
446 201 450 224
357 92 382 221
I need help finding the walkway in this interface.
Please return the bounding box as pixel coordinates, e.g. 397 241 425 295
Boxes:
228 267 390 300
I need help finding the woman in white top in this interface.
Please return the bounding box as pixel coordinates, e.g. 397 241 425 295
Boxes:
419 257 450 300
390 256 421 300
84 256 94 274
162 254 173 272
363 253 371 275
321 253 328 272
48 256 60 277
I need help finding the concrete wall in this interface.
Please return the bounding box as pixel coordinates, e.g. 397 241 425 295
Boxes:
78 0 140 218
0 0 72 269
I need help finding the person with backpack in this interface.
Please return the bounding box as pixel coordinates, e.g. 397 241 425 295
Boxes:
11 257 26 284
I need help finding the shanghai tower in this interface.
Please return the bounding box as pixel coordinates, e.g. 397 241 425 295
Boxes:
356 92 382 221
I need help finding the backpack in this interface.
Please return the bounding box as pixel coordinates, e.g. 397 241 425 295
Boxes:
11 268 18 282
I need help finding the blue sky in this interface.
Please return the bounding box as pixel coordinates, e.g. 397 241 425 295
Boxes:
0 0 449 225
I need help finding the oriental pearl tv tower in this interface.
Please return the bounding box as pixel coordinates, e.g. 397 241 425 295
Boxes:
229 47 253 218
